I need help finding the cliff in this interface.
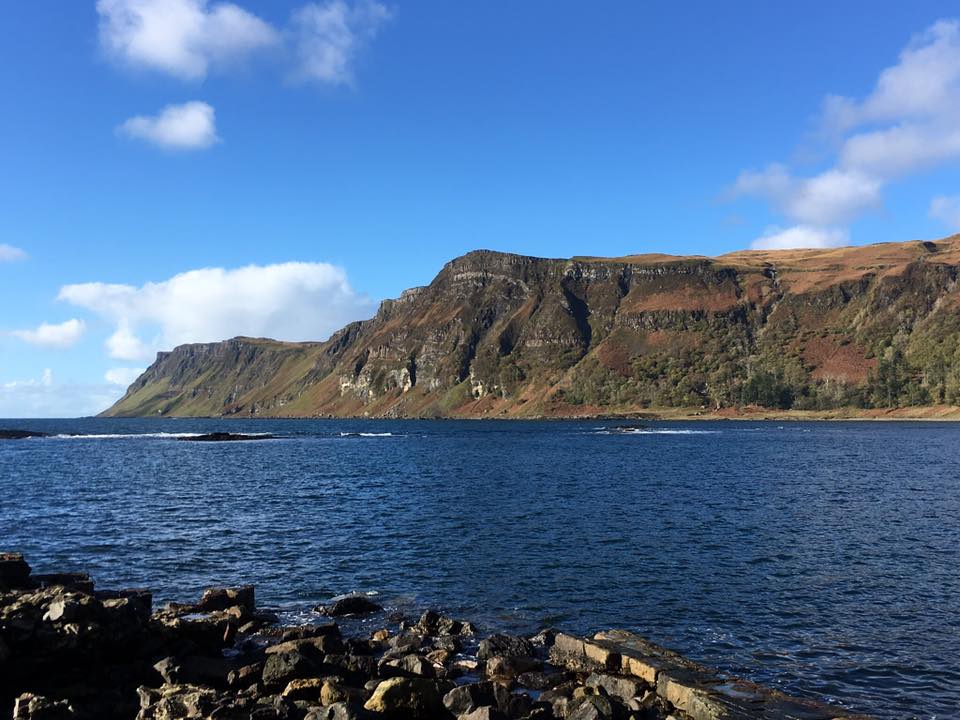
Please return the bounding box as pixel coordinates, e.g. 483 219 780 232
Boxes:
103 236 960 418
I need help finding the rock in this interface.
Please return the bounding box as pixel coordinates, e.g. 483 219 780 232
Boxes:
153 655 235 687
262 651 319 688
0 552 32 589
177 433 276 442
0 429 48 440
33 573 95 594
478 634 535 662
379 653 437 678
517 671 566 691
305 702 371 720
281 678 326 701
585 673 647 702
12 693 75 720
414 609 474 637
314 594 382 617
459 707 506 720
443 683 498 716
371 628 391 642
228 663 263 689
363 677 447 719
279 623 341 642
266 635 342 657
42 595 80 623
136 684 222 720
486 654 542 682
566 694 615 720
197 585 256 612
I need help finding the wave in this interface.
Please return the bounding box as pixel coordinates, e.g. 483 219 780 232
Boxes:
594 428 720 435
50 432 273 440
339 432 395 438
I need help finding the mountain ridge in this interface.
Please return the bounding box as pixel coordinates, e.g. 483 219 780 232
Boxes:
103 235 960 418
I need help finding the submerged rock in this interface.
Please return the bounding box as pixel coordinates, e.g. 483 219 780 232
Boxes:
314 594 382 617
178 432 275 442
0 429 48 440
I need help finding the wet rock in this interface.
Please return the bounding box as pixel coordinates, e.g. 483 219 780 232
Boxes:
443 682 498 716
314 595 382 617
278 623 340 642
177 433 276 442
566 692 615 720
197 586 255 613
363 677 448 719
0 552 32 589
0 429 48 440
414 609 475 637
12 693 75 720
266 635 342 657
33 573 95 594
227 663 263 689
478 634 535 662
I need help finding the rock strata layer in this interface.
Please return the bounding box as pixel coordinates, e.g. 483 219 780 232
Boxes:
0 553 871 720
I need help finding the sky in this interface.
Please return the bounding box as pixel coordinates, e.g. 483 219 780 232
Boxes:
4 1 960 416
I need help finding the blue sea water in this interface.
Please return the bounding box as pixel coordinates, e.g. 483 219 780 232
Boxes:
1 418 958 719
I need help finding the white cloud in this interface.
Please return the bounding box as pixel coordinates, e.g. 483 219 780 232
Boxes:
751 226 849 251
118 101 219 150
822 20 960 132
97 0 279 80
0 244 27 262
734 166 881 227
732 18 960 246
929 195 960 229
58 261 374 360
292 0 393 85
105 367 146 386
0 370 124 418
11 319 86 349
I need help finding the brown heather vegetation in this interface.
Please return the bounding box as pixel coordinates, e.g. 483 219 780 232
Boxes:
104 236 960 419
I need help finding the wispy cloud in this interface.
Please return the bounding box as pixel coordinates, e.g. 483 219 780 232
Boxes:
0 244 27 262
117 101 219 150
291 0 393 85
97 0 280 80
58 262 374 360
11 319 86 349
731 19 960 249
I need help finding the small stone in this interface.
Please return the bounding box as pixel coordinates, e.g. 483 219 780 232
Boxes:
282 678 326 701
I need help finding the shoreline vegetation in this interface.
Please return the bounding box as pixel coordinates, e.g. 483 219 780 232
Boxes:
0 553 870 720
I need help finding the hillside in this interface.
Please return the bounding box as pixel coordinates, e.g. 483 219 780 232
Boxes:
103 236 960 418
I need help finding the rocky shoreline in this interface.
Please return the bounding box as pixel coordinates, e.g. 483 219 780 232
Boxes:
1 554 869 720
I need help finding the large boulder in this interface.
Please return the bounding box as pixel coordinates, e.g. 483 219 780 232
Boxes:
477 634 535 662
363 677 448 719
314 595 382 617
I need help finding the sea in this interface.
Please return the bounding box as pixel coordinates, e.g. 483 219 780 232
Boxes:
2 418 957 719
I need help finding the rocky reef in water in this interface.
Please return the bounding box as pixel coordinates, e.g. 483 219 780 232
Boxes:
102 237 960 419
0 553 871 720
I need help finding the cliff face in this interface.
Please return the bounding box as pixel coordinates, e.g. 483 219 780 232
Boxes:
103 237 960 417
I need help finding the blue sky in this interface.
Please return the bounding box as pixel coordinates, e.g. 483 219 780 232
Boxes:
3 1 960 416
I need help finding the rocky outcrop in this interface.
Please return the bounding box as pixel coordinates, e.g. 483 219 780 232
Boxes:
101 237 960 418
0 554 871 720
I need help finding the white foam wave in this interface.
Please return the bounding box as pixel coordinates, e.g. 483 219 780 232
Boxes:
339 432 395 438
